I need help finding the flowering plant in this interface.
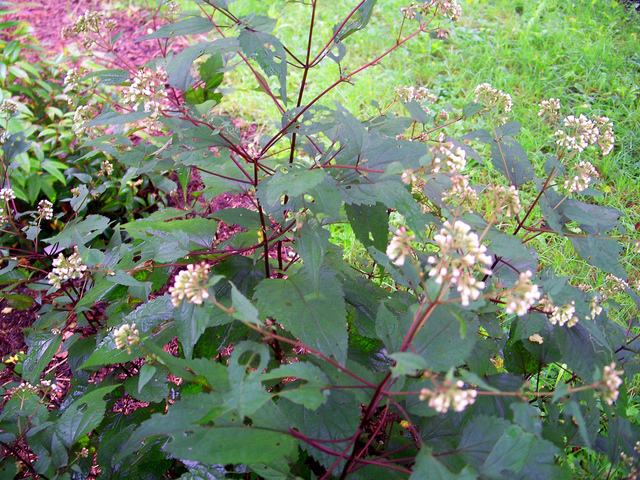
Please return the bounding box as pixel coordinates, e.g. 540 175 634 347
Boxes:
1 1 639 479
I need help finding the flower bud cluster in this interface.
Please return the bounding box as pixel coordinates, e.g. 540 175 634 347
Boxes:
474 83 513 123
394 85 437 104
503 270 541 316
555 114 614 155
563 161 599 194
537 98 561 125
63 68 85 95
47 247 88 289
61 10 117 49
72 105 98 133
0 187 16 202
539 298 578 327
441 174 479 212
598 362 623 405
386 227 415 267
400 1 462 23
485 185 521 218
122 68 168 115
170 262 211 307
0 98 18 115
419 379 477 413
586 296 603 320
36 199 54 221
113 323 140 354
427 220 492 306
431 133 467 174
100 160 114 176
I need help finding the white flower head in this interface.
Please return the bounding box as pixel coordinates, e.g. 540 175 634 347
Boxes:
597 362 623 405
473 83 513 123
113 323 140 354
503 270 541 316
386 227 415 266
419 379 477 413
0 188 16 202
170 262 211 307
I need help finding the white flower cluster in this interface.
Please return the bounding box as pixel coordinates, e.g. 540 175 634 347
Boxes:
586 296 603 320
170 262 211 307
486 185 521 218
537 97 561 125
394 85 437 104
401 168 418 185
37 199 54 220
0 207 7 223
122 68 168 115
72 105 98 133
419 379 477 413
441 174 479 212
100 160 114 176
0 98 18 115
555 114 614 155
503 270 541 316
598 362 623 405
0 187 16 202
427 220 492 306
431 133 467 174
563 160 599 194
386 227 415 267
47 247 88 289
473 83 513 123
593 115 615 156
61 10 117 49
539 298 578 327
63 68 84 95
113 323 140 354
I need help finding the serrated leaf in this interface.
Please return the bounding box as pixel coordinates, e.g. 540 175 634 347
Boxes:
569 235 626 279
254 272 348 365
261 362 331 409
462 102 483 118
403 100 430 124
238 29 287 105
410 450 478 479
561 200 621 235
210 207 262 230
375 301 403 353
296 222 330 289
2 132 31 161
174 300 221 359
345 202 388 251
84 69 129 85
138 17 215 41
231 282 262 325
331 0 376 43
125 367 169 403
490 131 533 187
55 385 120 448
22 332 62 384
165 425 296 465
0 293 34 310
84 107 151 127
257 164 327 210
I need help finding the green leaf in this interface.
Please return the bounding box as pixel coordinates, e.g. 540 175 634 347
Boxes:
22 332 62 384
255 272 348 365
261 362 331 409
284 389 360 469
403 100 430 124
238 29 288 105
174 300 223 359
569 235 626 279
410 306 477 372
84 69 130 85
138 17 215 41
331 0 376 43
164 425 296 465
210 207 263 231
1 132 31 161
257 164 327 210
375 301 403 353
0 293 34 310
389 352 428 377
345 202 389 251
84 107 151 127
125 366 169 403
410 450 478 479
231 282 262 325
560 200 621 235
462 102 483 118
296 222 331 289
490 129 533 187
54 385 120 448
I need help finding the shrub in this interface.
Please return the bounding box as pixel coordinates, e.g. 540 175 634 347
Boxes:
1 1 639 479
